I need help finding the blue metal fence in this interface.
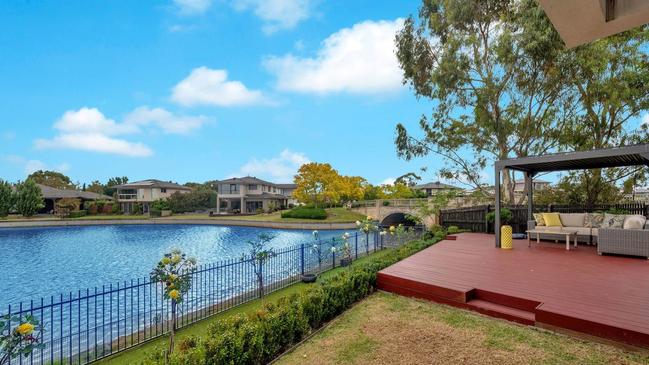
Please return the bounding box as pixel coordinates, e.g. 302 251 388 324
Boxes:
2 229 421 364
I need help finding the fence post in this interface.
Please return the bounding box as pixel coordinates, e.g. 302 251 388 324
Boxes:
300 243 305 276
355 233 358 259
484 204 490 233
332 237 336 268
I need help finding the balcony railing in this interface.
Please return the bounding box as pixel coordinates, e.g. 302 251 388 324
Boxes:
118 194 138 200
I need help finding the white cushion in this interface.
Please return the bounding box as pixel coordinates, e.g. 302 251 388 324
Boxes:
623 215 646 230
559 213 586 227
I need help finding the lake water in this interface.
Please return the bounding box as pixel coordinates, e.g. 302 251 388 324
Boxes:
0 224 345 308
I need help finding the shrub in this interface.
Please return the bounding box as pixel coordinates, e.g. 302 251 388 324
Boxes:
55 198 81 218
280 207 327 220
382 200 391 206
486 208 513 225
151 199 170 211
69 210 87 218
168 187 216 213
148 232 446 365
14 179 43 217
111 202 121 215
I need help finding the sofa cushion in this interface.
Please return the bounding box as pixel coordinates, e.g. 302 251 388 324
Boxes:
533 213 545 226
601 214 625 229
542 213 562 227
584 212 604 228
623 215 646 230
559 213 586 227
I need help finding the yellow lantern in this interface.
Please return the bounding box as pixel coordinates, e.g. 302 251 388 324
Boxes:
501 225 513 250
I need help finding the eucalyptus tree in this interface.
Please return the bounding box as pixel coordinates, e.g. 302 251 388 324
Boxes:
558 27 649 207
394 0 573 203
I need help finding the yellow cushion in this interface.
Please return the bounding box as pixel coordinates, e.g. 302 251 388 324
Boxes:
542 213 562 227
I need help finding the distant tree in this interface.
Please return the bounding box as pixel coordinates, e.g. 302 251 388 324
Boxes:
86 180 105 195
337 176 366 203
0 180 14 218
104 177 128 196
294 163 342 207
167 186 216 213
382 182 417 199
363 184 385 200
27 170 76 190
14 179 43 217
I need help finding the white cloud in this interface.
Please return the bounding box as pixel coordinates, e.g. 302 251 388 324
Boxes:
173 0 212 15
231 149 310 182
1 131 15 141
264 19 404 94
35 106 208 157
2 155 70 175
171 67 268 107
124 106 208 135
233 0 316 34
380 177 396 186
35 133 153 158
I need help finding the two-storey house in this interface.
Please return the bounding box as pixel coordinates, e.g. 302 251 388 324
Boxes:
215 177 294 214
113 179 191 214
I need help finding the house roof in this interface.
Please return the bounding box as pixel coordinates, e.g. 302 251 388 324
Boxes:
415 181 461 190
496 144 649 173
217 176 275 186
275 183 297 189
113 179 191 190
538 0 649 48
38 184 113 200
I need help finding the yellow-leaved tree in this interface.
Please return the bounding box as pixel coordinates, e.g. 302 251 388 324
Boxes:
294 163 342 207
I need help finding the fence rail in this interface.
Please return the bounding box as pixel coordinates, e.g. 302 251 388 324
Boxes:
2 229 422 364
439 203 649 233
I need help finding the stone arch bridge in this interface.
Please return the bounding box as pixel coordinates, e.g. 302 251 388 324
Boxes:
350 199 438 227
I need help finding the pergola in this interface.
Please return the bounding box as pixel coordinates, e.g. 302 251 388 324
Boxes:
494 144 649 247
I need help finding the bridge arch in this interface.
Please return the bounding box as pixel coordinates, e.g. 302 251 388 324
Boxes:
379 212 417 228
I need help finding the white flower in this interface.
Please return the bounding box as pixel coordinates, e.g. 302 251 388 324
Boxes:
380 231 387 236
342 232 350 240
313 244 319 250
355 221 361 226
330 246 337 253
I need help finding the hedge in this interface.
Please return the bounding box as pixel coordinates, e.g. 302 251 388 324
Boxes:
280 207 327 220
143 231 446 365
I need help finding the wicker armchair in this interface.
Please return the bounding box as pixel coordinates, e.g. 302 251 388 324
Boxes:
598 228 649 259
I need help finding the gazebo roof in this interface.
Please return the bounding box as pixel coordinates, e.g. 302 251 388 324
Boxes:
495 144 649 174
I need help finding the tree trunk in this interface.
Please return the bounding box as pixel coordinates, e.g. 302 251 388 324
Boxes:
167 300 177 364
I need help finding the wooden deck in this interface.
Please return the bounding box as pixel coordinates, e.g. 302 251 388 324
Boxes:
377 233 649 348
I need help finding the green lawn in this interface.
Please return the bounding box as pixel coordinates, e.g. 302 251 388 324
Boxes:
277 292 649 365
95 246 397 365
165 207 365 223
2 208 365 224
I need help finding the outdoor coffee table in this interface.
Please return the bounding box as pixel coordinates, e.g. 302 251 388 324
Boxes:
526 229 578 251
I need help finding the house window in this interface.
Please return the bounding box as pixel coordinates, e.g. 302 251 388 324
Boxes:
161 188 167 193
230 184 239 194
248 184 258 190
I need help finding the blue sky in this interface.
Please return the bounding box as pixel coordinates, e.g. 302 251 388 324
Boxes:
0 0 446 186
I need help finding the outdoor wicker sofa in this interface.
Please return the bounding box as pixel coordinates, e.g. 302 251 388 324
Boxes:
598 228 649 259
527 212 649 259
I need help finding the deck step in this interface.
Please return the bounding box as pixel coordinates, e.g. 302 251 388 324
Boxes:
467 299 535 325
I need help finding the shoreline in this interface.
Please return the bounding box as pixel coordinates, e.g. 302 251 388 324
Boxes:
0 218 357 230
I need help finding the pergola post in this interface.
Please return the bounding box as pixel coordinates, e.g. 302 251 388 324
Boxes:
526 171 534 223
495 166 501 248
